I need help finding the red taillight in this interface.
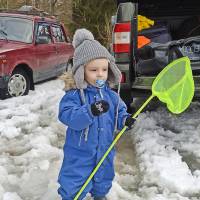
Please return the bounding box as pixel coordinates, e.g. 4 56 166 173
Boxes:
113 23 130 53
120 72 126 83
113 23 151 53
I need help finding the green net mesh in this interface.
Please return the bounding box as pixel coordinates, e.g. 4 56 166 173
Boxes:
152 57 194 114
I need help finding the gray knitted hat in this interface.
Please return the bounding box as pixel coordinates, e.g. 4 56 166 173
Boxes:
72 28 121 89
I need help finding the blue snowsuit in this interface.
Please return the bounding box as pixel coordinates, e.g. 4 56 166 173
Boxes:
58 84 129 200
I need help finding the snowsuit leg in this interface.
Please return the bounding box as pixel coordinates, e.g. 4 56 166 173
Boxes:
58 147 95 200
91 149 115 197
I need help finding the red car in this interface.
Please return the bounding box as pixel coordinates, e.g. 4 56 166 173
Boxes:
0 10 74 99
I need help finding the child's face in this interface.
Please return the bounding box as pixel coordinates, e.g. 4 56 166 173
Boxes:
85 58 108 87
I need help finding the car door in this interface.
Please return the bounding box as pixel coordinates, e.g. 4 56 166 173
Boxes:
34 22 58 81
51 24 73 76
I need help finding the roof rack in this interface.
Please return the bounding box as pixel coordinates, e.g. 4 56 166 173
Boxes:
0 5 55 18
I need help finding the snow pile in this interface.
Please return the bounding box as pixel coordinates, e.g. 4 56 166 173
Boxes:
0 80 64 200
133 105 200 198
0 79 200 200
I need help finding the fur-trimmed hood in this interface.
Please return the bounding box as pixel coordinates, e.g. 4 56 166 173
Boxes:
59 71 77 91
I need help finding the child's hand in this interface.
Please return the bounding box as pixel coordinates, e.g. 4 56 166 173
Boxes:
125 116 136 129
91 100 109 116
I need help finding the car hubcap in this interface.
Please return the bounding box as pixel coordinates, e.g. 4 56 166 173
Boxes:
8 74 27 96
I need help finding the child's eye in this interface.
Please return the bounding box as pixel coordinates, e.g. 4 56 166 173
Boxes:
103 69 108 71
91 69 96 71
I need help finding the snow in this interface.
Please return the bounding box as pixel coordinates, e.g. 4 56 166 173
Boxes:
132 106 200 199
0 79 200 200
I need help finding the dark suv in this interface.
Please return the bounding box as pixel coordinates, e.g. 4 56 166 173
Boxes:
112 0 200 109
0 9 74 99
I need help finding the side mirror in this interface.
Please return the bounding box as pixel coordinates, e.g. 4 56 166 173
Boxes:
35 35 49 44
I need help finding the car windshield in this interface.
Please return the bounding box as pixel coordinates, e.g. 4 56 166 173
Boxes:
0 16 33 43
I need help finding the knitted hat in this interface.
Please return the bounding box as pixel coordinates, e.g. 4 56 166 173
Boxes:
72 28 121 89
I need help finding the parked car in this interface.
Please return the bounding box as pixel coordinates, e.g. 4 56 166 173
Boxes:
0 8 74 99
112 0 200 110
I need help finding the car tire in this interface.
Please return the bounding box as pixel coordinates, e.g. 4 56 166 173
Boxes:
8 69 30 97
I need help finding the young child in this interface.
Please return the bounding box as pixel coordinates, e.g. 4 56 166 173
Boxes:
58 29 135 200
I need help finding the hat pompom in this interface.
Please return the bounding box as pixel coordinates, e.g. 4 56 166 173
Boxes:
72 28 94 48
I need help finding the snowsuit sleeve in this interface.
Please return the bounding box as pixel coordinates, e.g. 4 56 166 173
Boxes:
58 90 94 131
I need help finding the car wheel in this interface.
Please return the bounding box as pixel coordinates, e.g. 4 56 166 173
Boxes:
8 69 30 97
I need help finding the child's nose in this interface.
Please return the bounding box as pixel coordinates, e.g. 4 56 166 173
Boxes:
97 70 103 77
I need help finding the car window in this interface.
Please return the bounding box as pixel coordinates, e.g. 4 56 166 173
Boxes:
51 25 66 43
0 16 33 43
36 23 52 44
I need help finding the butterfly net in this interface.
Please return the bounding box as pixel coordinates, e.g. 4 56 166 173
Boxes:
152 57 194 114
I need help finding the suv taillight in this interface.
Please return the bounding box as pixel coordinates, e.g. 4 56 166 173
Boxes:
113 23 130 53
